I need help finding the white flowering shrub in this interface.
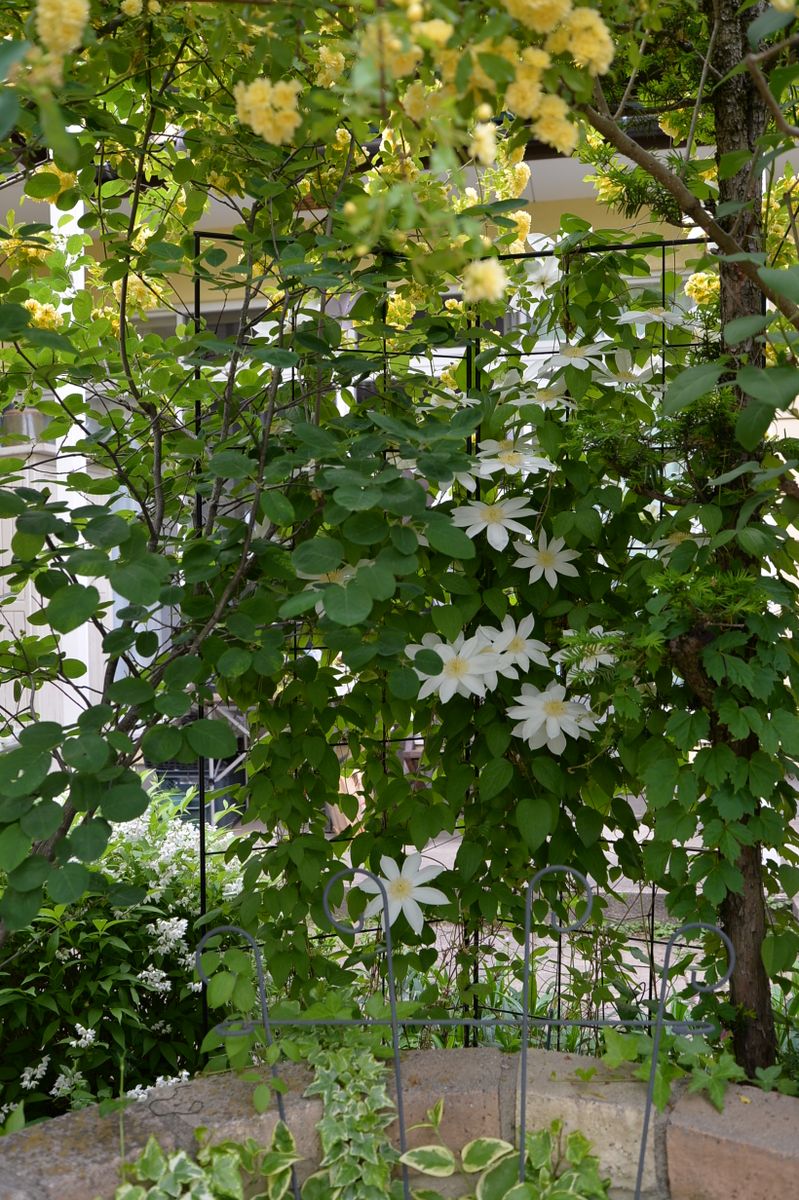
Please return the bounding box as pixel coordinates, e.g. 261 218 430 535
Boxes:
0 790 240 1125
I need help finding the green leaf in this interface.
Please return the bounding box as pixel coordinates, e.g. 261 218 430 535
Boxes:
62 733 111 773
48 862 93 904
101 781 150 821
291 537 344 576
474 1153 519 1200
748 6 794 46
39 98 79 168
479 758 513 801
758 265 799 304
45 583 101 633
208 450 253 479
109 563 163 606
387 667 419 700
253 1083 271 1113
0 825 32 872
141 725 182 763
737 365 799 408
185 718 237 758
425 515 476 559
7 853 50 892
207 970 236 1007
723 314 772 345
84 513 131 548
18 721 63 752
735 403 773 451
67 818 112 862
107 676 154 704
0 302 30 340
461 1138 514 1174
322 582 373 626
662 362 727 415
260 491 295 525
516 796 553 853
217 647 252 677
25 172 62 199
398 1145 456 1177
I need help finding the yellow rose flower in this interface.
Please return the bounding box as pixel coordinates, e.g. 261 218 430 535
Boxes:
462 259 509 302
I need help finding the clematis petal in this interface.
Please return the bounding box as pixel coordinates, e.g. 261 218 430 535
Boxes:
402 852 422 878
402 897 425 934
380 855 400 880
412 886 448 906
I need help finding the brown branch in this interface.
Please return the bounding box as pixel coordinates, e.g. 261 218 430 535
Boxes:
745 52 799 137
581 103 799 331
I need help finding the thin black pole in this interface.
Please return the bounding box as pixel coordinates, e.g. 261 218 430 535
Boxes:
193 230 208 1037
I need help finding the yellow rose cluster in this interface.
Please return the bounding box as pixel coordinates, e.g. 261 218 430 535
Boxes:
234 78 302 145
120 0 160 16
386 294 416 328
462 258 509 303
112 274 163 311
546 8 614 76
509 208 532 253
361 18 422 78
35 0 89 57
503 0 571 33
470 122 497 165
684 271 720 308
24 299 63 330
317 45 346 88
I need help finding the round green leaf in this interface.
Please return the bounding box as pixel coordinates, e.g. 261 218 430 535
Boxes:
260 491 296 525
426 516 476 559
322 582 373 626
47 861 93 904
84 513 131 548
62 734 111 773
479 758 513 801
387 667 420 700
291 537 344 576
141 725 183 763
208 450 253 479
46 584 100 633
185 718 237 759
102 782 150 821
217 647 252 677
107 676 155 705
7 854 51 892
18 721 63 752
67 818 112 862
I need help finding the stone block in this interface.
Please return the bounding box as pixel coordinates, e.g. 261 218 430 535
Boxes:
516 1048 664 1200
667 1085 799 1200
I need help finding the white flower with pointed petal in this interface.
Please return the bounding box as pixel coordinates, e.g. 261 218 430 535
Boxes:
598 349 659 390
651 529 710 560
405 631 446 660
357 853 448 933
413 633 504 702
507 682 597 755
450 495 537 551
615 305 687 330
513 531 579 587
542 341 612 373
480 613 550 673
477 436 555 479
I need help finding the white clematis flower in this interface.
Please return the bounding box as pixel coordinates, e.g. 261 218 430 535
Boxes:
450 495 537 551
477 613 550 675
410 632 504 702
507 682 597 755
598 349 660 390
614 305 687 330
477 436 555 479
357 853 448 933
542 341 612 373
512 531 579 587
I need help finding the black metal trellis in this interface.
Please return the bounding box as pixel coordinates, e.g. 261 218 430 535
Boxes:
195 866 734 1200
187 230 712 1057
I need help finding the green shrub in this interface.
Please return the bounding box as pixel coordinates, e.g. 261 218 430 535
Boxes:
0 789 241 1126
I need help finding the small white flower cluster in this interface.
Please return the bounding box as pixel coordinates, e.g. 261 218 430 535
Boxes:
68 1024 96 1050
139 966 172 995
50 1067 86 1099
127 1069 190 1102
149 916 188 956
55 946 80 962
20 1056 50 1090
0 1102 13 1123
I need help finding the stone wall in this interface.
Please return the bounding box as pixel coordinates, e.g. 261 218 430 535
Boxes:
1 1048 797 1200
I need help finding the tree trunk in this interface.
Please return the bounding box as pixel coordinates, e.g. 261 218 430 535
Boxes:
705 0 777 1072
